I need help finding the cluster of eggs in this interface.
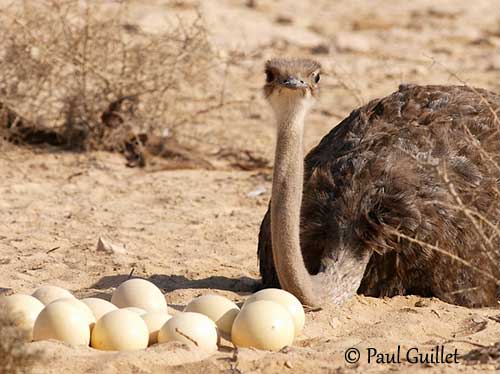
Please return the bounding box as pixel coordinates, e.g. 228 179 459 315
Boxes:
0 279 305 352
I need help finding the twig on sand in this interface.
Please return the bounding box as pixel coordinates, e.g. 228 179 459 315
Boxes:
46 246 60 254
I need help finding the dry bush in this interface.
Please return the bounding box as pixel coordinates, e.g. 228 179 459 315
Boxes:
0 311 43 374
0 0 226 166
389 84 500 303
435 74 500 301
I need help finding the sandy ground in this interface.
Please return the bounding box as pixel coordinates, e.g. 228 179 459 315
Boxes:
1 0 500 373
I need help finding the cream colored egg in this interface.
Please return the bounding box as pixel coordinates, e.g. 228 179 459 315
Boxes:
0 294 44 340
32 285 75 305
111 279 167 312
122 307 147 316
141 311 171 345
91 309 149 351
51 298 96 330
81 298 117 320
33 299 90 345
232 300 294 351
244 288 305 335
184 295 239 335
158 312 218 353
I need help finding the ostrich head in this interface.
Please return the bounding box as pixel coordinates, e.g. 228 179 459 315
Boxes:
263 58 321 121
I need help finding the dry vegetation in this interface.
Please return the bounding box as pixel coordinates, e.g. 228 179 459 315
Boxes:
391 86 500 300
0 0 241 167
0 311 42 374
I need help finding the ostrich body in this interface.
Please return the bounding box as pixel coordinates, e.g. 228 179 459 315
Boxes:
258 58 500 308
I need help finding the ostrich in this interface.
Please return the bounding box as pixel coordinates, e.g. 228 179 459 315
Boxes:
257 58 500 308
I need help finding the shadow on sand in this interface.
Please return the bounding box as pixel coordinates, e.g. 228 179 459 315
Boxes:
88 274 260 300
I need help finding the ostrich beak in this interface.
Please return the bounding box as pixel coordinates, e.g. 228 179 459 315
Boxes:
280 76 307 89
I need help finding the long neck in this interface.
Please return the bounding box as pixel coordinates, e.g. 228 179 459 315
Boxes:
270 106 319 306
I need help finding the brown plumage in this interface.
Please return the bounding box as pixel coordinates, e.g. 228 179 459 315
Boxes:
258 82 500 307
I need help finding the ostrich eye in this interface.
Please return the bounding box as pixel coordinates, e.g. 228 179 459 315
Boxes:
314 73 320 83
265 70 274 83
